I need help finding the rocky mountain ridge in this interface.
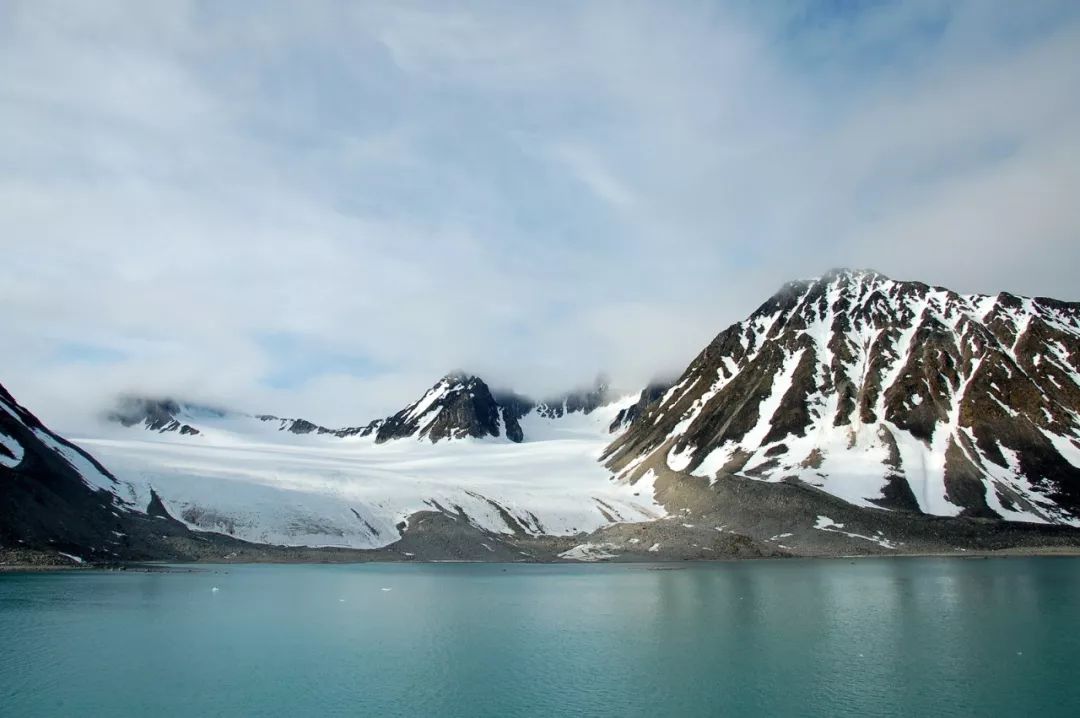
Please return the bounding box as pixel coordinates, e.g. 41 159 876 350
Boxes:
0 382 245 564
106 373 625 444
604 269 1080 525
8 268 1080 565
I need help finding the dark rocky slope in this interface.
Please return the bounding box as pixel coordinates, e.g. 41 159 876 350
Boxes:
0 382 348 566
4 373 1078 566
374 373 522 443
605 269 1080 525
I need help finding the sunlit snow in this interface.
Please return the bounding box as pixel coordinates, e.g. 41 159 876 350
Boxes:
75 398 665 549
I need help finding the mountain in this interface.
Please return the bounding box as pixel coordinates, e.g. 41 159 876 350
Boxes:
106 395 378 439
604 269 1080 525
80 384 663 550
0 382 241 564
107 396 225 436
12 268 1080 564
608 381 673 433
4 381 493 564
374 372 523 443
1 381 132 555
373 373 618 444
106 373 619 445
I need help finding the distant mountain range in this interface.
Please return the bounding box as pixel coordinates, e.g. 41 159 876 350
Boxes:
4 269 1080 564
105 372 631 443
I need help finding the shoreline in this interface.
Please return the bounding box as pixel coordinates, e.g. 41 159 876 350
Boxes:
5 545 1080 572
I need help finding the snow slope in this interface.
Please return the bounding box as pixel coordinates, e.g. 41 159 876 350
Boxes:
605 269 1080 525
76 396 665 548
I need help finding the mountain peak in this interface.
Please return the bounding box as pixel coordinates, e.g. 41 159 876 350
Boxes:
105 396 227 436
606 273 1080 525
440 370 484 385
375 373 510 443
819 267 886 282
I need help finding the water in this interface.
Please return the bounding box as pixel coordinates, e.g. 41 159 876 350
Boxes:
2 558 1078 717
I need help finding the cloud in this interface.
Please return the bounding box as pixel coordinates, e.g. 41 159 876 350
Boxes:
1 0 1078 431
550 144 635 209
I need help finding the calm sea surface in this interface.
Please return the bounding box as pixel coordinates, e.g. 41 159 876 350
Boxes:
2 558 1078 717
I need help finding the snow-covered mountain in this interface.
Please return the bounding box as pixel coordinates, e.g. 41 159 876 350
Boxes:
107 395 378 438
372 372 617 443
0 381 175 560
9 268 1080 562
605 269 1080 525
108 397 224 436
80 377 664 548
372 372 523 443
106 373 620 445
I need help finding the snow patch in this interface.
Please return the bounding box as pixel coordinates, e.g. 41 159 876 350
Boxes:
558 543 618 561
813 515 897 549
0 429 24 468
32 430 118 494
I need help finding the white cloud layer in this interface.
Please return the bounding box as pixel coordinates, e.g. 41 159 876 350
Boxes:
1 1 1078 430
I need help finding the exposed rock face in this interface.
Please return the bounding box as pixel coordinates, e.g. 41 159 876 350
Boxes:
370 373 622 444
604 269 1080 525
533 376 612 418
254 414 381 438
375 373 520 443
1 382 137 553
609 381 673 433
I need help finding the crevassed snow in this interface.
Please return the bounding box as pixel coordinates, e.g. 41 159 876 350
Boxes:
75 396 665 549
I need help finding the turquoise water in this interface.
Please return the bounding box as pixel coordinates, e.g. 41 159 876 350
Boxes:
2 559 1078 717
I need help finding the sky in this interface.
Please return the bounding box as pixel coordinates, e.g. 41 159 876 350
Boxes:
2 0 1079 431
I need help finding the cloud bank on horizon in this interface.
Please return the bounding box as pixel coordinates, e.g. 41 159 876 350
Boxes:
2 0 1079 430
